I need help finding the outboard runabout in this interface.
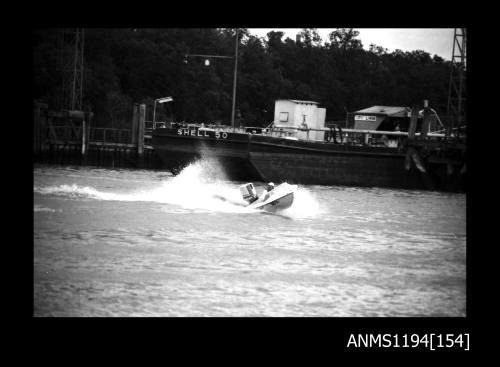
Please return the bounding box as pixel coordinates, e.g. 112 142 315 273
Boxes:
239 182 297 212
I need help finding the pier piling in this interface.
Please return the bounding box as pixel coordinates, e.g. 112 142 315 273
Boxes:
138 104 145 156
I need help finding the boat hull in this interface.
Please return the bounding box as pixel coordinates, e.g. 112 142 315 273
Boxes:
250 192 294 212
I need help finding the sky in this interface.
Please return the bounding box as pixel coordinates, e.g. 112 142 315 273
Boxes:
247 28 455 60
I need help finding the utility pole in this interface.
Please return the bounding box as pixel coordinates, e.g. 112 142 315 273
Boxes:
184 28 239 129
231 28 239 130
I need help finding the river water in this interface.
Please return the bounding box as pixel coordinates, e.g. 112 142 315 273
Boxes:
33 161 466 317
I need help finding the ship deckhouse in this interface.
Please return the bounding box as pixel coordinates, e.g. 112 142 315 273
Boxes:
273 99 326 141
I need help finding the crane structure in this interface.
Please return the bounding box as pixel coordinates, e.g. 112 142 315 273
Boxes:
446 28 466 130
57 28 85 111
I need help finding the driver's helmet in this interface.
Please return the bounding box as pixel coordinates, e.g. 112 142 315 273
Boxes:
266 182 275 191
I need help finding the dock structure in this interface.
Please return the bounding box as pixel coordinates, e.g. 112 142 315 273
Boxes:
34 99 466 192
33 102 160 169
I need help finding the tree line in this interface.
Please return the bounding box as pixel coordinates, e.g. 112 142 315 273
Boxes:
34 28 453 128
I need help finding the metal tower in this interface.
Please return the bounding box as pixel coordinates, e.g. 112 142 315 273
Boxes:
446 28 466 129
57 28 85 111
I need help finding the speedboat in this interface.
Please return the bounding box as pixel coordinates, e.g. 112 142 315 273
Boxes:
239 182 297 212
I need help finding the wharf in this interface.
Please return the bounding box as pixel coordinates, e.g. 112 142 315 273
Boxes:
33 102 161 169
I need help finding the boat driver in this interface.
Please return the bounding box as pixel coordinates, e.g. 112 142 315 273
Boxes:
262 182 275 200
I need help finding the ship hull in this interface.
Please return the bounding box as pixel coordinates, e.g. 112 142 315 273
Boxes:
152 127 465 191
248 135 420 189
153 127 262 180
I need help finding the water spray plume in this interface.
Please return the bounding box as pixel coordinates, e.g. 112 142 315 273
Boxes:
34 160 322 217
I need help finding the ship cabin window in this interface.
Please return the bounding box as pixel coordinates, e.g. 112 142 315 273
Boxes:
279 112 289 122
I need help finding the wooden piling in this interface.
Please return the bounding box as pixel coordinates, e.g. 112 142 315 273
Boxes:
131 103 139 146
40 106 47 158
421 108 432 140
138 103 146 156
408 106 418 140
410 149 426 173
81 119 87 155
405 107 420 172
404 149 412 171
34 103 40 155
34 102 48 156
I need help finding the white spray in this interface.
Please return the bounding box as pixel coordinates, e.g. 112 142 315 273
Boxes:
34 160 323 217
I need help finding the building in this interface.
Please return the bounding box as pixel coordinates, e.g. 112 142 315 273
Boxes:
353 105 442 133
353 106 413 131
273 99 326 141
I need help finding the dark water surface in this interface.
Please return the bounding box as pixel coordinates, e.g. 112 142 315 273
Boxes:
34 162 466 317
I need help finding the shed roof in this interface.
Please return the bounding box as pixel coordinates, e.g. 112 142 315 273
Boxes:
355 106 410 117
277 99 319 105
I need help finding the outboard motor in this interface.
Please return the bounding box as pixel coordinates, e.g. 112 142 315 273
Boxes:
239 183 258 203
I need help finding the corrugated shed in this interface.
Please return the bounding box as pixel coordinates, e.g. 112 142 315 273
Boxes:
355 106 410 117
277 99 319 105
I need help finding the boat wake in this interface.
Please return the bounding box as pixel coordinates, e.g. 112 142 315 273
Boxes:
34 160 323 217
279 186 322 219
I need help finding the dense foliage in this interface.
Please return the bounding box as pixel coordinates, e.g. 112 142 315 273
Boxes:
34 28 452 128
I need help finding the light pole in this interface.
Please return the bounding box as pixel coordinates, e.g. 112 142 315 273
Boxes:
184 28 239 130
153 96 173 129
231 28 239 131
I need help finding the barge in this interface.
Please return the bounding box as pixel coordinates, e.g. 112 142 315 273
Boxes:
152 100 466 192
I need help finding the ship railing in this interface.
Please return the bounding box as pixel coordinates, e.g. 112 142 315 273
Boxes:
339 129 447 148
145 120 166 136
43 125 132 145
89 128 131 144
268 125 462 148
160 122 464 148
